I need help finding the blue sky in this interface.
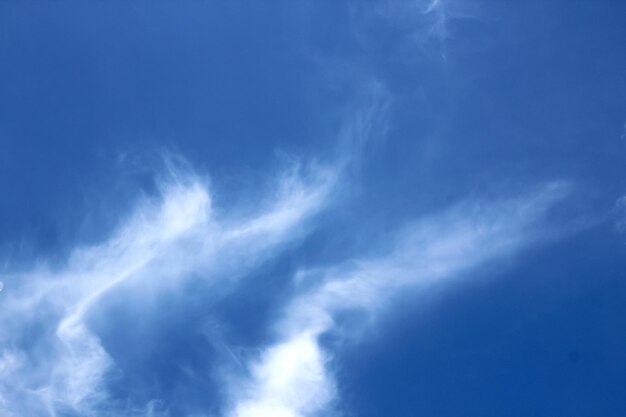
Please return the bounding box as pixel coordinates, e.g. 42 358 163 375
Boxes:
1 1 626 416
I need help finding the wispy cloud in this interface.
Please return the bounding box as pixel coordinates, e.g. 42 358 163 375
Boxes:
0 77 393 417
0 156 336 417
0 152 576 417
349 0 481 62
614 196 626 234
226 183 570 417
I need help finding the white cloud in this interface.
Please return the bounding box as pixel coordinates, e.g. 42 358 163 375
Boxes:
227 182 570 417
0 155 575 417
0 157 336 417
231 332 335 417
0 78 393 416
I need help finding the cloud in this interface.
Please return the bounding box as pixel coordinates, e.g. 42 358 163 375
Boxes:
0 156 336 417
0 77 392 417
0 150 575 417
226 183 570 417
349 0 482 63
614 196 626 234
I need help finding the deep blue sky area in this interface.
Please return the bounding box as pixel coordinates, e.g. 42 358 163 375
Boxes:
1 1 626 417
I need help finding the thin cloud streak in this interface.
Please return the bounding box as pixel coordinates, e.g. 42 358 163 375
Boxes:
614 196 626 234
228 183 570 417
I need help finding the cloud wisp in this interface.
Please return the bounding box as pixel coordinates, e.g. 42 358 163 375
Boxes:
349 0 484 64
0 157 336 417
226 183 570 417
0 156 573 417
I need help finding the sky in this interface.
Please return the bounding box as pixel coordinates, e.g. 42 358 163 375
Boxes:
1 1 626 416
